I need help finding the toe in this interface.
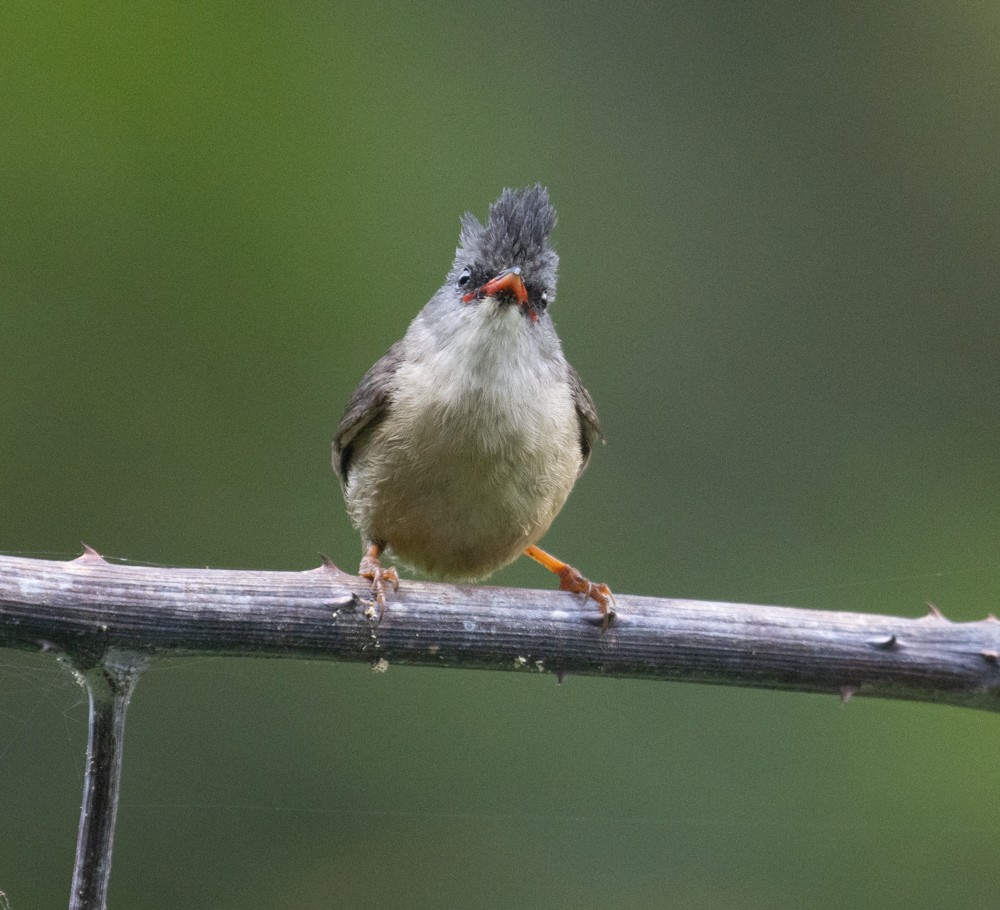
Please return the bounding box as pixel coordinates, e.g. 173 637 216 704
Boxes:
556 566 617 627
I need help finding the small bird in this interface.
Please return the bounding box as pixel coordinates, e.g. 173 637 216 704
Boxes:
333 185 613 624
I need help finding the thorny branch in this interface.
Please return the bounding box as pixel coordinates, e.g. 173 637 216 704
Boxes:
1 550 998 712
2 548 998 909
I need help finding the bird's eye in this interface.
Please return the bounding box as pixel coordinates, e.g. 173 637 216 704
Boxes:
458 268 472 287
539 290 550 307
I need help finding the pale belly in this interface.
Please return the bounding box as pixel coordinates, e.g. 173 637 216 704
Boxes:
346 381 581 580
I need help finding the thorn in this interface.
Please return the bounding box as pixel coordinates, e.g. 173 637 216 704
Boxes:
869 634 898 650
840 686 855 706
311 553 347 575
73 543 107 564
923 602 946 620
981 650 999 665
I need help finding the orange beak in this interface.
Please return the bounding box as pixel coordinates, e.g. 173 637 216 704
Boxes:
480 267 529 306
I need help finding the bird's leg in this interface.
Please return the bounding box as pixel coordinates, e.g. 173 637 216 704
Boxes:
522 545 616 629
359 542 399 617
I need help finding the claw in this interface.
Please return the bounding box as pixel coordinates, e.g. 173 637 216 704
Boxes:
522 544 617 631
359 546 399 619
556 565 617 630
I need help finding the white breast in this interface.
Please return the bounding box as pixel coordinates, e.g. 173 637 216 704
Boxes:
346 301 582 580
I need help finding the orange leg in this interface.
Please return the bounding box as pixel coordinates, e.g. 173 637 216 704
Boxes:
359 542 399 617
523 545 616 629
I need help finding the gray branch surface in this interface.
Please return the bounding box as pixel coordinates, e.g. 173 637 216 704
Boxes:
1 551 999 711
68 651 145 910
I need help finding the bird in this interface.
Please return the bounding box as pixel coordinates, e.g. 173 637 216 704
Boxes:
332 185 613 625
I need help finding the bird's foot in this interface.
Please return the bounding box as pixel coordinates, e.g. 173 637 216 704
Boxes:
523 544 616 630
359 546 399 619
556 565 617 630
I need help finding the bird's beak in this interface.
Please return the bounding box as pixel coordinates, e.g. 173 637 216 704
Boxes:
480 267 529 306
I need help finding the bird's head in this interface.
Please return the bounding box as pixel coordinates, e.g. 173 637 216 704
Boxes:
446 185 559 323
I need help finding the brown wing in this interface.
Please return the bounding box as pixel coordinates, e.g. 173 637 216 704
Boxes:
332 341 404 484
567 364 603 476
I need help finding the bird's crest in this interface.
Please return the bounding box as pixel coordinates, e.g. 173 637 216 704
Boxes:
456 185 558 279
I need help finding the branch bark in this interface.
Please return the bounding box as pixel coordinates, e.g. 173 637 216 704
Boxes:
1 551 999 712
68 651 145 910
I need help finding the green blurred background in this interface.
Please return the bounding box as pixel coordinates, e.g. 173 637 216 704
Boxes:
2 1 999 907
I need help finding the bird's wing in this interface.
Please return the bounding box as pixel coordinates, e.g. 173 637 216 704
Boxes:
332 341 405 484
567 364 604 476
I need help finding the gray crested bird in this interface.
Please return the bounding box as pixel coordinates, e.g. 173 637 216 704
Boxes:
333 185 614 624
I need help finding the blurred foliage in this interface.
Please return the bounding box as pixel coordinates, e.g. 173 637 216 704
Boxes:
1 2 999 907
